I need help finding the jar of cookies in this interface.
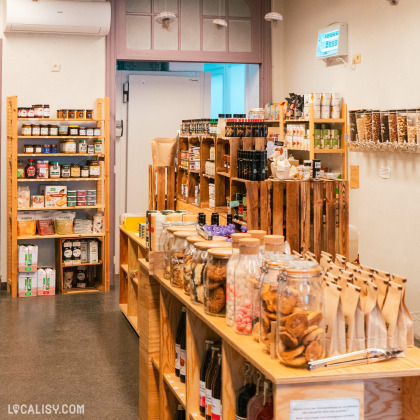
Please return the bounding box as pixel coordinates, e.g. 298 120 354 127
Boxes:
204 248 232 317
276 260 324 369
226 233 252 327
183 235 204 295
170 231 191 288
234 238 261 335
263 235 285 261
190 241 231 306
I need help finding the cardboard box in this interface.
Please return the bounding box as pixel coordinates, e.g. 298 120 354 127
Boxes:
88 240 99 263
40 185 67 207
18 272 37 297
18 245 38 272
121 213 146 231
80 241 88 263
38 268 55 296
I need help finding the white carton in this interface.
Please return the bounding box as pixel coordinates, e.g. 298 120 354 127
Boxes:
39 185 67 207
39 268 56 296
18 245 28 272
37 268 46 295
27 245 38 271
80 240 88 263
88 240 99 263
18 272 37 297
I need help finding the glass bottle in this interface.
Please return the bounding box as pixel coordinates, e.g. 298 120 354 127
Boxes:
200 340 215 417
211 353 222 420
176 405 186 420
180 309 187 383
235 362 256 420
276 260 324 369
246 372 264 420
183 235 205 296
17 160 26 179
234 238 261 335
175 307 186 377
226 233 251 327
204 248 232 317
247 230 267 263
205 346 220 420
181 171 188 200
254 381 273 420
171 231 191 288
263 235 284 261
25 159 36 179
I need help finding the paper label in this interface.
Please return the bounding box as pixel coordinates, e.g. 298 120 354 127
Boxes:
180 349 186 376
205 388 212 416
199 380 206 408
175 344 180 371
211 398 222 420
290 398 360 420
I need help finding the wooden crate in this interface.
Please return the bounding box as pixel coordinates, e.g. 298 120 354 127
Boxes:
149 165 176 211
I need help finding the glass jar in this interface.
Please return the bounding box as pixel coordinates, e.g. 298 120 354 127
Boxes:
27 108 35 118
247 230 266 263
34 145 42 154
170 231 191 288
263 235 285 261
61 164 70 178
79 139 87 153
24 145 34 154
88 160 101 178
233 238 261 335
81 165 89 178
372 110 381 143
407 109 417 144
68 110 76 119
69 125 79 136
380 111 390 143
276 260 324 368
364 110 373 142
183 235 206 295
49 125 58 136
86 128 94 136
17 160 26 178
22 125 32 136
204 248 232 317
33 105 43 118
61 109 68 119
43 105 50 118
40 125 49 136
32 125 41 136
42 144 51 154
77 110 85 119
93 128 101 136
416 109 420 144
389 110 397 143
190 241 231 306
86 110 93 119
397 110 407 143
94 139 103 153
349 110 357 142
355 111 366 142
49 162 60 178
51 144 58 153
79 127 87 136
226 233 252 327
60 139 77 153
71 164 81 178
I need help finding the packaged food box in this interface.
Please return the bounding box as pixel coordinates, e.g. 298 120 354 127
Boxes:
42 268 56 295
88 240 99 263
18 245 38 272
80 241 88 263
18 272 37 297
40 185 67 207
31 195 45 208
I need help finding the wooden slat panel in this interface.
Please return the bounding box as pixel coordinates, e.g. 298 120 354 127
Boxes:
285 180 299 252
156 166 166 210
166 166 175 210
312 180 323 260
271 181 284 235
229 137 241 178
149 165 155 210
259 180 269 233
338 179 350 259
246 181 259 230
402 376 420 420
325 180 336 256
300 181 311 255
365 378 402 420
254 137 266 150
242 137 253 150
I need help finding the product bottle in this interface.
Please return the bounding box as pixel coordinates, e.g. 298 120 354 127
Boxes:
25 159 36 179
227 214 233 225
211 213 219 226
246 372 264 419
254 381 273 420
182 172 188 199
175 307 187 377
176 404 186 420
211 353 222 420
205 346 220 420
200 340 215 417
180 308 187 383
235 363 256 420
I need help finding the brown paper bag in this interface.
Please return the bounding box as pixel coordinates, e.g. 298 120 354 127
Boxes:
353 275 368 311
346 262 359 274
365 281 387 349
391 274 414 347
357 269 374 282
340 270 354 281
375 268 391 280
320 254 332 273
321 251 333 259
342 283 366 352
292 250 303 259
359 263 375 273
337 275 350 290
327 264 342 278
382 281 406 350
324 282 346 357
151 138 177 166
372 274 389 309
334 254 347 269
322 272 337 290
304 250 317 260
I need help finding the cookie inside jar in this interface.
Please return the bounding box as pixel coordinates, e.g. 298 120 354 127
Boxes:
204 248 232 317
170 231 194 288
276 261 325 368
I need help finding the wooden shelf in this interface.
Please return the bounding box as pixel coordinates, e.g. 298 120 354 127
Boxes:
17 177 104 182
18 136 104 139
18 205 104 211
151 357 160 371
264 119 280 123
232 218 247 226
121 264 129 274
217 171 230 178
62 261 102 268
17 233 105 240
63 286 101 294
163 372 187 408
131 276 139 286
119 303 138 332
314 118 346 123
18 118 104 122
18 153 102 157
189 170 200 174
202 173 214 179
314 149 346 154
231 177 259 183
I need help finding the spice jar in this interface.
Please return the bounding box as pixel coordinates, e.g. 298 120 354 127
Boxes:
276 260 324 368
59 125 69 136
94 139 103 153
32 125 41 136
77 110 85 119
183 235 206 295
49 125 58 136
61 164 70 178
49 162 60 178
81 165 89 178
397 110 407 143
43 105 50 118
263 235 285 261
88 160 101 178
78 127 87 136
233 238 261 335
27 108 35 118
36 160 49 178
204 248 232 316
86 110 93 119
34 145 42 154
68 110 76 119
22 125 32 136
79 139 87 153
60 139 76 153
226 233 252 326
69 125 79 136
71 164 81 178
389 110 397 143
40 125 49 136
190 241 231 306
170 231 191 288
33 105 43 118
24 145 34 154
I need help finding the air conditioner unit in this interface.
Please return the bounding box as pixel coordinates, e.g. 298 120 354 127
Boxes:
5 0 111 36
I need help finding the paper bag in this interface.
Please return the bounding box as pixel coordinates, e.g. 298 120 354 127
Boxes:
342 283 365 352
359 263 375 273
334 254 347 269
353 275 368 311
357 269 374 282
151 137 177 167
320 254 332 273
365 281 387 349
372 274 389 309
392 274 414 347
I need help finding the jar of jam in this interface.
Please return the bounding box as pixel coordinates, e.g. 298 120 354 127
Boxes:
18 108 26 118
51 144 58 153
93 128 101 136
36 160 49 178
34 145 42 154
58 126 69 136
61 164 71 178
60 139 77 153
49 125 58 136
87 145 95 154
40 125 49 136
33 105 43 118
76 110 85 119
32 125 41 136
61 110 68 119
94 139 103 153
22 125 32 136
68 110 76 119
43 105 50 118
78 139 87 153
42 144 51 154
81 165 89 178
89 161 101 178
49 162 60 178
26 159 36 178
86 128 94 136
27 108 35 118
86 110 93 119
69 125 79 136
71 164 81 178
56 110 62 119
24 145 34 154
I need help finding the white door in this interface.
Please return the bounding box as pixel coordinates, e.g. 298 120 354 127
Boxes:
126 74 210 213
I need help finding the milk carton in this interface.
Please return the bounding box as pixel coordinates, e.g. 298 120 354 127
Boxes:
18 245 38 272
38 268 56 296
18 272 37 297
18 245 28 272
88 240 99 263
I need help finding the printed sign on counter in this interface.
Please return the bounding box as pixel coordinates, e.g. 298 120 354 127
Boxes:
290 398 360 420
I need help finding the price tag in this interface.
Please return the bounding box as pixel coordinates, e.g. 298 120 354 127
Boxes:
290 398 360 420
169 380 174 384
230 200 239 208
173 387 178 390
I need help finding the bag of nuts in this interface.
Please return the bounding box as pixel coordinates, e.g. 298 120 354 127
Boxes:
342 283 365 352
365 281 387 349
372 274 389 309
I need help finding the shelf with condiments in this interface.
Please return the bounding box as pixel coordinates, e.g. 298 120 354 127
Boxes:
17 205 104 211
18 118 104 122
18 153 103 157
17 233 105 240
18 136 104 139
17 178 105 182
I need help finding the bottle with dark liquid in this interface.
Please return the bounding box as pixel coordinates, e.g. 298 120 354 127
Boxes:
211 353 222 420
211 213 219 226
227 214 233 225
200 340 215 417
246 372 264 419
175 307 186 377
205 346 220 420
235 362 256 420
176 404 186 420
180 309 187 383
254 381 273 420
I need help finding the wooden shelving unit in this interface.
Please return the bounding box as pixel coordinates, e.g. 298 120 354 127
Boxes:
136 255 420 419
7 96 110 297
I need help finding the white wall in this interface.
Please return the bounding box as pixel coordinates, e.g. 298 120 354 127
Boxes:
273 0 420 336
0 0 106 284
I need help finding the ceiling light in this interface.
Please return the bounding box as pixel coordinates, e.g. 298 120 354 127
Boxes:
264 12 283 24
213 19 227 28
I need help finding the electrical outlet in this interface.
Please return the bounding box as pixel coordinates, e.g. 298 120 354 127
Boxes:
352 54 361 65
51 64 61 72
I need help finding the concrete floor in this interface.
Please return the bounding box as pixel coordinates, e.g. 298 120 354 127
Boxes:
0 286 138 420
